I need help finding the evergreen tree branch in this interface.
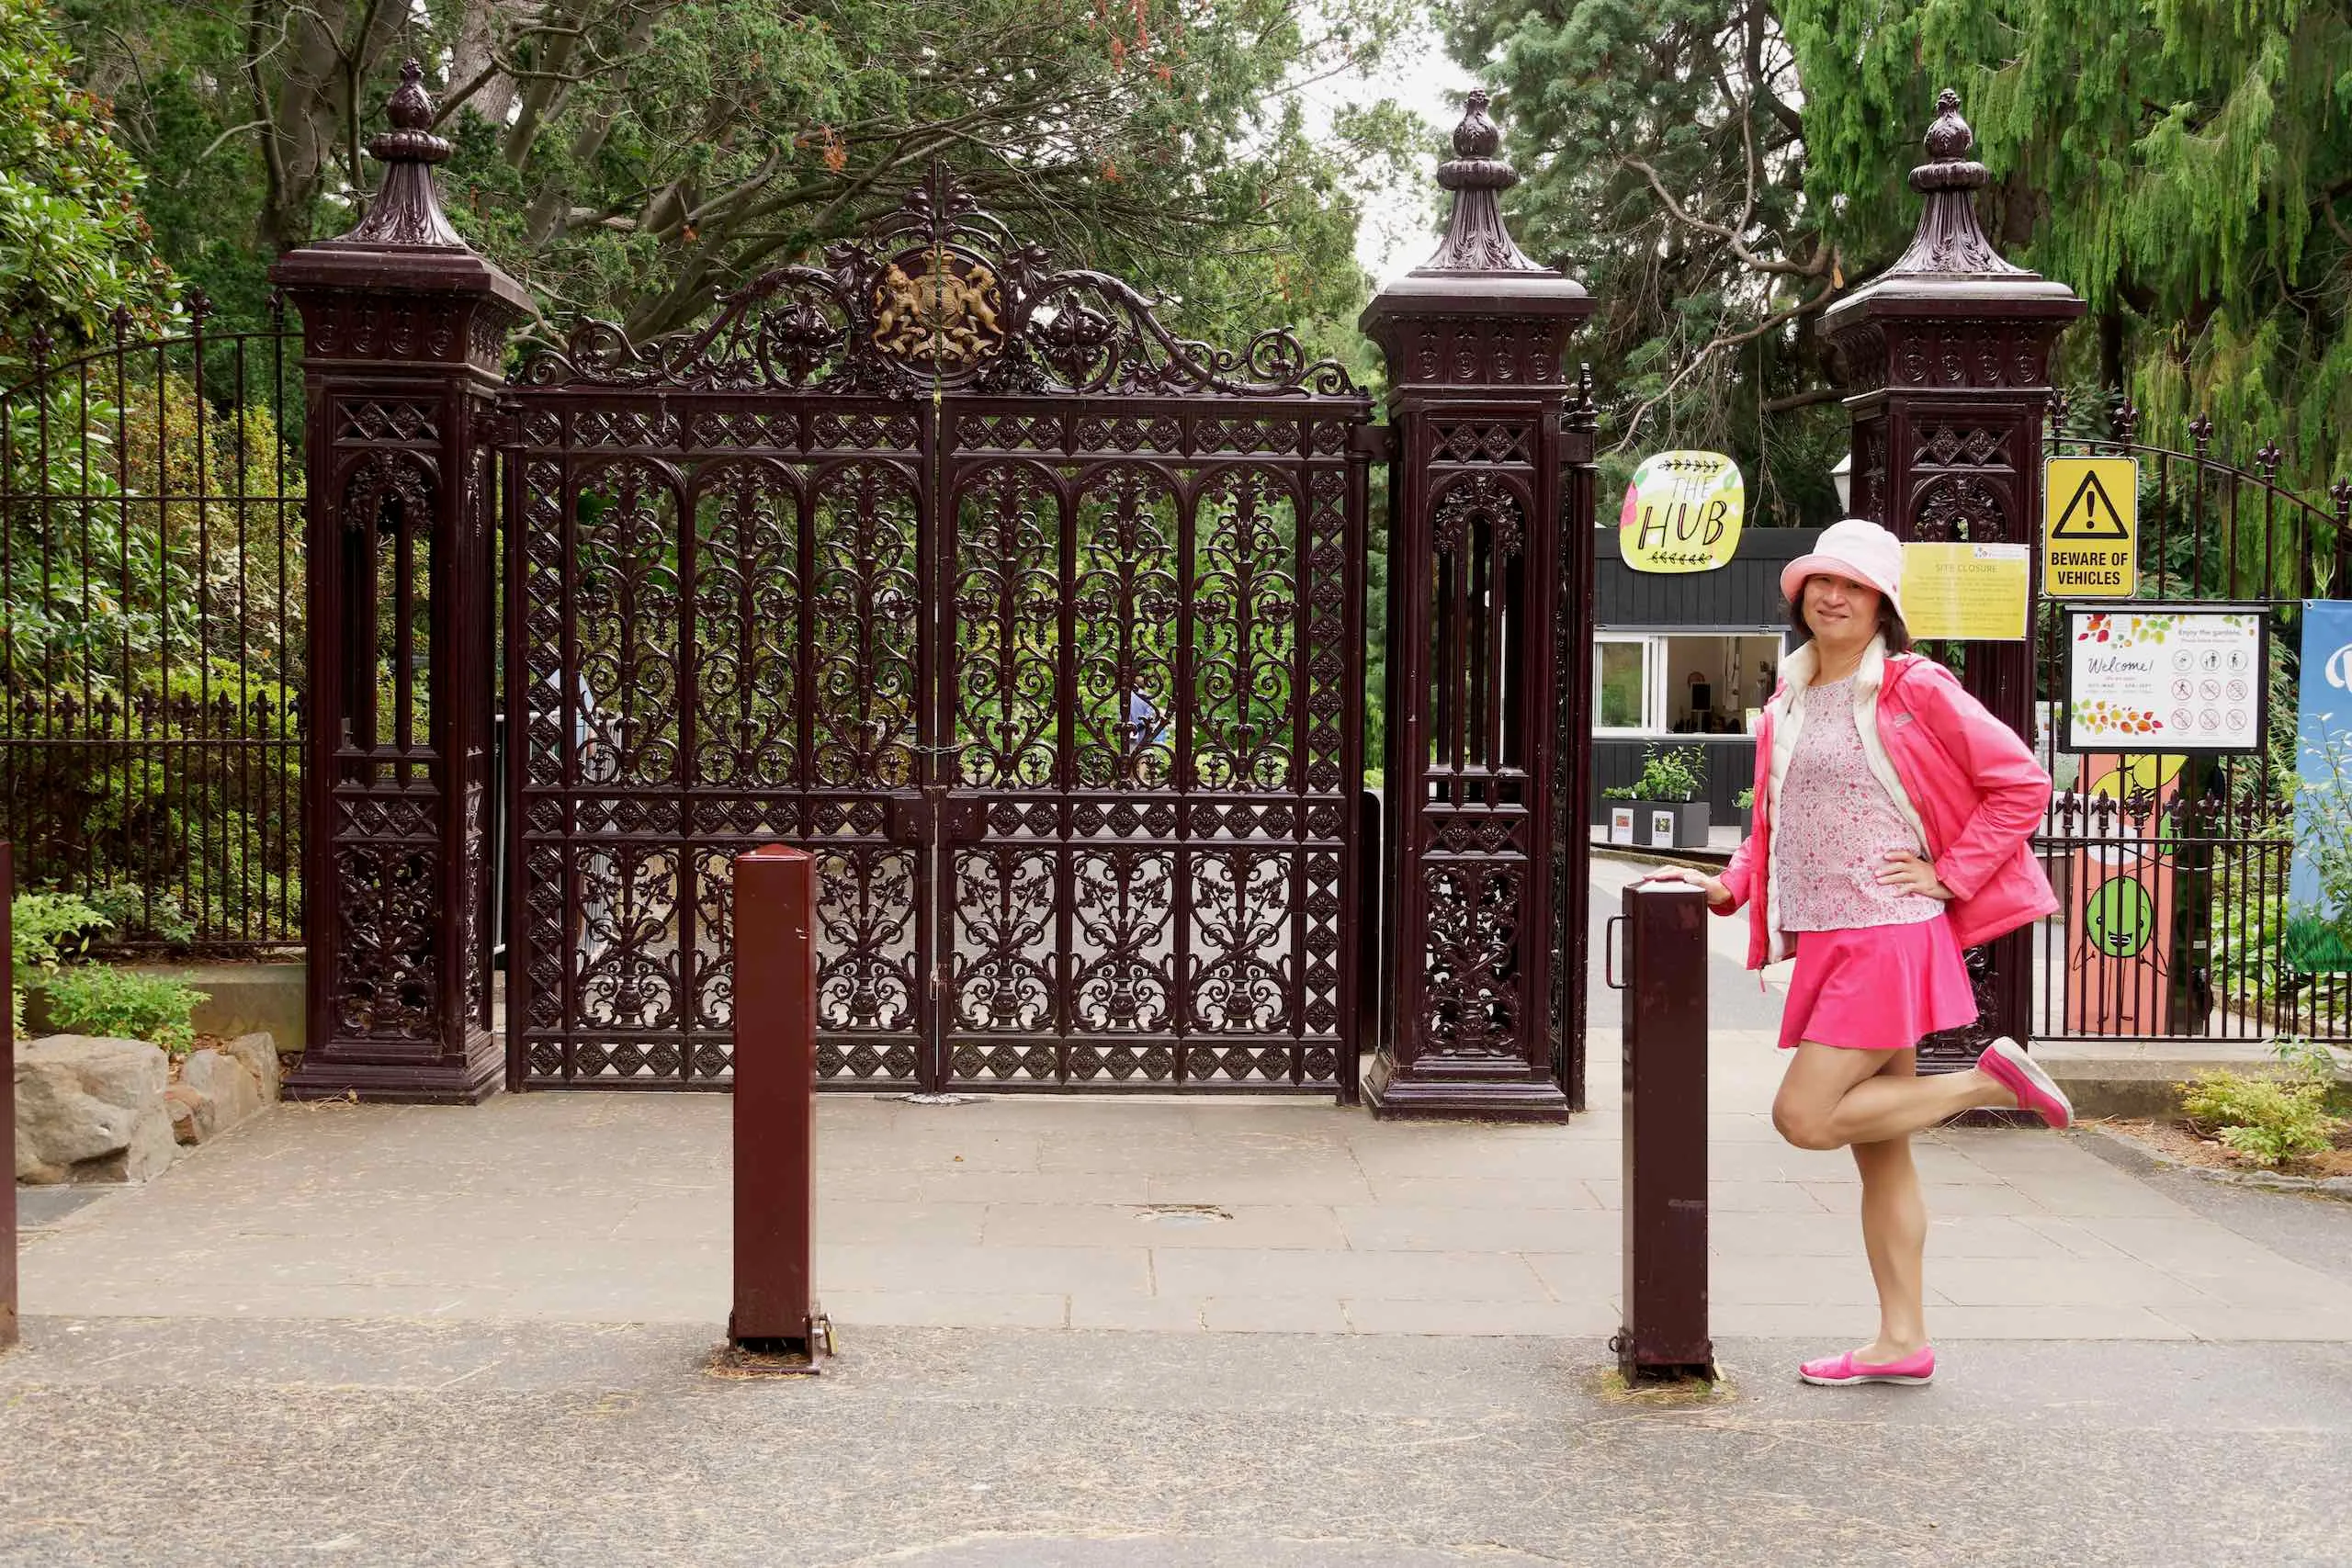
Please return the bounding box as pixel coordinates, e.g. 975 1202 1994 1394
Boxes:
1611 281 1838 456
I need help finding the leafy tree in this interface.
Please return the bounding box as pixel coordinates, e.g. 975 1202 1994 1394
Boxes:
1441 0 1849 525
0 0 176 379
1781 0 2352 492
1449 0 2352 512
60 0 1415 358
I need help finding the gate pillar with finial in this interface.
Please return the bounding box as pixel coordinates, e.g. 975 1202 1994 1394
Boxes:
271 62 532 1101
1360 91 1598 1119
1822 89 2085 1064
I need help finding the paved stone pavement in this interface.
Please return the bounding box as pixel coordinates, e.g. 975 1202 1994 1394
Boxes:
18 863 2352 1342
4 1317 2350 1567
19 1068 2352 1341
11 860 2352 1563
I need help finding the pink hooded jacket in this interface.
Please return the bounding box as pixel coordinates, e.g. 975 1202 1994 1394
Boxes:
1716 637 2056 970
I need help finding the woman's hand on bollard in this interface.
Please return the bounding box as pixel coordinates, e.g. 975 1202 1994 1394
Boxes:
1638 866 1732 908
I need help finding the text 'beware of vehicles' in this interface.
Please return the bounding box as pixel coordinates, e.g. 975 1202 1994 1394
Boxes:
2043 457 2138 598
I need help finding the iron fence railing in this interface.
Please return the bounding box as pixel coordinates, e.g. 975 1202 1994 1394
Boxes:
6 294 2348 1060
0 295 305 953
2032 397 2352 1043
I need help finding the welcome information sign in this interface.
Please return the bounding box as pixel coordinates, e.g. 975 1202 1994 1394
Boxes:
2288 599 2352 975
2061 607 2267 753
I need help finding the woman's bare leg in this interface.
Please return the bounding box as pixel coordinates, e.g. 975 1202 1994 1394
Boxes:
1773 1042 2014 1150
1849 1053 1929 1361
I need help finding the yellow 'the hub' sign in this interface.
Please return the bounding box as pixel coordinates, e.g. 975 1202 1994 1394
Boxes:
2043 457 2138 598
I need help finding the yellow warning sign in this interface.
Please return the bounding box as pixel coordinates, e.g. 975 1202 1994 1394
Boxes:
2043 457 2138 598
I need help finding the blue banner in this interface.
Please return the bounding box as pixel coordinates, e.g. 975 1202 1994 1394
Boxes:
2288 599 2352 974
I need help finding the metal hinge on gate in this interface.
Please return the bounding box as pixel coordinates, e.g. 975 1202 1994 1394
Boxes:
1349 424 1392 460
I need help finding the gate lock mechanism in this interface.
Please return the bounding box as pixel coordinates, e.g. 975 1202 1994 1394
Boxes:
888 789 989 849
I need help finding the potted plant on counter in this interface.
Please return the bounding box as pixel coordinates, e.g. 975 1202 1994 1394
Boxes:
1600 745 1710 849
1734 786 1755 835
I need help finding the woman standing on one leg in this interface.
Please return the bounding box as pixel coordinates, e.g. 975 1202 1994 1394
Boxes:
1646 518 2075 1388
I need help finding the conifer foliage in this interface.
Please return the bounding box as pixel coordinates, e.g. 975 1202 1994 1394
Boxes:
1450 0 2350 502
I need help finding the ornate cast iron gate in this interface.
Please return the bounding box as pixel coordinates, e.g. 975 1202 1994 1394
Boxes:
273 65 1588 1111
500 174 1373 1093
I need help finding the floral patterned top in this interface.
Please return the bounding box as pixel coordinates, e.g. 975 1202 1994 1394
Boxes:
1775 676 1944 931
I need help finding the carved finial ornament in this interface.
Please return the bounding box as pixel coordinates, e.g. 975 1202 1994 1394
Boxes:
1420 88 1544 274
1880 87 2029 277
1358 83 1586 340
336 58 467 249
1447 90 1505 164
1918 89 1975 168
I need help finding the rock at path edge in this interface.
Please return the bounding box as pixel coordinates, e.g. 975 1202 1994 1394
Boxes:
220 1031 282 1102
15 1035 175 1185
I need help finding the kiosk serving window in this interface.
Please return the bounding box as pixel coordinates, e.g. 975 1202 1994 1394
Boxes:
1592 633 1784 736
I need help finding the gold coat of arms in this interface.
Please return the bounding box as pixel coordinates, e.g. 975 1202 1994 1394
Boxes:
871 248 1007 372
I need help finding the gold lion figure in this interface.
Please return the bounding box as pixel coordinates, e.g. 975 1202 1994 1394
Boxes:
874 255 1003 367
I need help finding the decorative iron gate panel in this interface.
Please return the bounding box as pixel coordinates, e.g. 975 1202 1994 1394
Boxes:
502 174 1372 1092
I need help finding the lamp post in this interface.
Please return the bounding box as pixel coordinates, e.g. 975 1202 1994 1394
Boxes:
1831 451 1853 513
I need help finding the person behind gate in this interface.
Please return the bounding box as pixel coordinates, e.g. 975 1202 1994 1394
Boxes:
1645 517 2073 1388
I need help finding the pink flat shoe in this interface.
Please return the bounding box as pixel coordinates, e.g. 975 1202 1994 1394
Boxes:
1976 1036 2075 1128
1799 1346 1936 1386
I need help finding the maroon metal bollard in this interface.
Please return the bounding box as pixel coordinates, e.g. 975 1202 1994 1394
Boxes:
2 842 15 1351
729 845 830 1363
1611 881 1714 1382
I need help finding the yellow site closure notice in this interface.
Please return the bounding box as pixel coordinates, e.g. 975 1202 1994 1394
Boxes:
2043 457 2139 598
1900 542 2031 641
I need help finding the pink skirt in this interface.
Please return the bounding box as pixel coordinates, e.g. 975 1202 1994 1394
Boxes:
1777 915 1979 1052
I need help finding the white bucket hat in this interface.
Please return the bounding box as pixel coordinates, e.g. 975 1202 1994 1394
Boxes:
1780 517 1905 618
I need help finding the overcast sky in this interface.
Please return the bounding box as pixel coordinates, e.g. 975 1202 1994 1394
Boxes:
1292 16 1482 286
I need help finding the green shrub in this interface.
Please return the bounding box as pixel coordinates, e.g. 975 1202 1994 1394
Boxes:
77 879 197 947
10 890 110 1036
34 965 208 1055
2178 1068 2342 1168
1734 786 1755 809
1628 745 1705 804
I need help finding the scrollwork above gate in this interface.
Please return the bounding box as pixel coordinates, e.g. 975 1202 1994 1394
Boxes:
514 166 1357 398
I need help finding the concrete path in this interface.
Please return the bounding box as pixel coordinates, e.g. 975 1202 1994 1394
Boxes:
15 863 2352 1342
12 862 2352 1564
4 1317 2350 1567
20 1067 2352 1341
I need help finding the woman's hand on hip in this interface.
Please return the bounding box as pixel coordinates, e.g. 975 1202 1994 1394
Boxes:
1638 866 1732 908
1876 850 1953 900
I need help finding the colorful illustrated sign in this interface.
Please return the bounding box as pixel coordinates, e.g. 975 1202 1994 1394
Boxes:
2065 751 2184 1034
1898 542 2030 640
2042 457 2139 598
2288 599 2352 975
2084 873 2156 957
2062 607 2266 753
1618 451 1743 572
